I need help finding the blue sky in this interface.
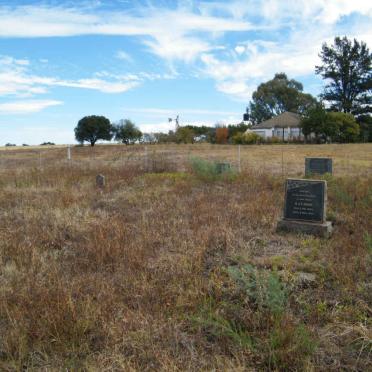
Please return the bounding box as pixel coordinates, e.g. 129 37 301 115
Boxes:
0 0 371 144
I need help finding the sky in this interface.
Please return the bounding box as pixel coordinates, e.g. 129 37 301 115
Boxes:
0 0 371 145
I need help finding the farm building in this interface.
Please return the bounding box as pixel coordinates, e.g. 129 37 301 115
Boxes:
248 111 303 140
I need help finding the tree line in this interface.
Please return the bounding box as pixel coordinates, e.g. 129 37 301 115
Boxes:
75 36 371 146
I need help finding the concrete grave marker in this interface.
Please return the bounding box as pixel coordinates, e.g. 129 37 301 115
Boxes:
277 178 332 237
305 157 332 176
96 174 105 189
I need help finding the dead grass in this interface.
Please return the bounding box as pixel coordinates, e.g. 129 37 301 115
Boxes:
0 143 371 370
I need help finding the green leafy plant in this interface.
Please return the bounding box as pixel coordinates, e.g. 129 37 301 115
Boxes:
227 265 287 316
189 157 235 181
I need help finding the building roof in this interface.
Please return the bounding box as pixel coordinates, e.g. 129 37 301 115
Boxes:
252 111 301 129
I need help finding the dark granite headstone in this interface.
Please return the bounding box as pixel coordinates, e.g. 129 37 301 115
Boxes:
284 179 325 222
305 157 332 176
277 178 332 237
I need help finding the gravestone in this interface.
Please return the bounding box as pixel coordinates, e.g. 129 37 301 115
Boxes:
277 178 332 237
215 162 231 174
96 174 105 189
305 157 332 176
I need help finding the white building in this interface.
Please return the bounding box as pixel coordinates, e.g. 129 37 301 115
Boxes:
248 111 303 140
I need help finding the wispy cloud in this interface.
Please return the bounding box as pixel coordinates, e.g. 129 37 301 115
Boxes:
0 55 173 98
0 100 62 114
122 107 240 117
198 1 372 100
116 50 133 63
0 1 371 103
0 3 251 62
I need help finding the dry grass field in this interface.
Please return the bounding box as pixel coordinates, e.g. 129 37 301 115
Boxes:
0 143 371 370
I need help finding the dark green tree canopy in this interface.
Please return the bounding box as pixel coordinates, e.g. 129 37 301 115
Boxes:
316 36 372 115
74 115 113 146
357 114 372 142
301 104 359 143
247 73 317 125
113 119 142 144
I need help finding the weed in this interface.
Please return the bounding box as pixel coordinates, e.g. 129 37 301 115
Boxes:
266 322 316 370
189 157 236 181
191 300 253 349
227 265 287 316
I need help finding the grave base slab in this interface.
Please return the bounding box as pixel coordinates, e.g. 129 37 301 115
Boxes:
277 219 332 238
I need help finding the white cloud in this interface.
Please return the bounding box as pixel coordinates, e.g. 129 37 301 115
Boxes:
0 3 251 62
0 56 163 97
0 100 62 114
0 1 371 103
116 50 133 62
122 107 240 117
234 45 246 55
53 78 140 94
198 2 372 100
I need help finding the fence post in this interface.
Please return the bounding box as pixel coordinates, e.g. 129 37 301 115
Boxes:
238 145 241 173
67 145 71 161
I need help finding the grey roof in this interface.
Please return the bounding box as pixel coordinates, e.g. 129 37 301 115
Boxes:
252 111 301 129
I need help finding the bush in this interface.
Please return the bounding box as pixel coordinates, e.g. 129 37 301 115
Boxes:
190 157 235 181
265 136 283 144
232 132 261 144
227 264 287 316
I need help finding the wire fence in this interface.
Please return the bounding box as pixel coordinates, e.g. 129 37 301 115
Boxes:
0 143 371 177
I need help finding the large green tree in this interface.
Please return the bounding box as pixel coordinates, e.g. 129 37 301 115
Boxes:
74 115 113 146
316 36 372 115
357 114 372 142
113 119 142 144
301 105 359 143
247 73 317 125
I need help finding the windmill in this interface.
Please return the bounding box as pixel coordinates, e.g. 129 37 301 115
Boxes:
168 115 180 131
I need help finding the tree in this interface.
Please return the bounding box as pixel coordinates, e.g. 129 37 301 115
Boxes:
357 114 372 142
327 112 360 143
75 115 112 146
215 127 228 144
113 119 142 144
176 127 195 144
301 106 360 143
316 36 372 115
247 73 317 125
301 104 336 143
227 123 250 138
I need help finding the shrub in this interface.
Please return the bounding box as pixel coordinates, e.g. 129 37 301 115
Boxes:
232 132 261 144
227 265 287 316
265 136 282 144
190 157 235 181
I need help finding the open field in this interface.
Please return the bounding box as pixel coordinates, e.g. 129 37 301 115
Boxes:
0 144 371 370
1 143 371 176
